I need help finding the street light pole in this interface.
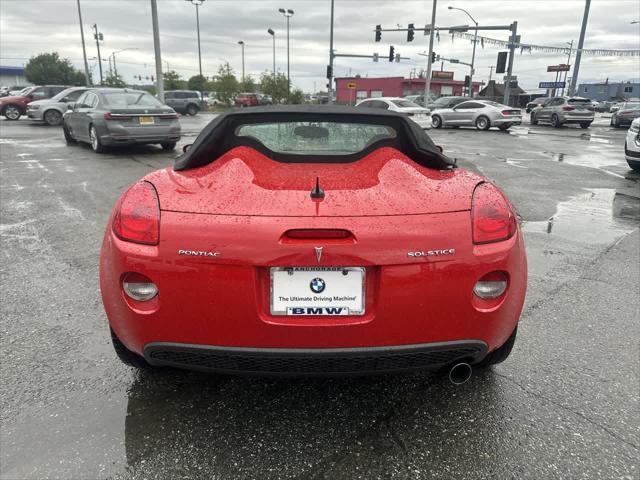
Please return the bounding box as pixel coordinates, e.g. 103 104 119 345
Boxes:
150 0 164 102
76 0 91 86
237 41 245 84
267 29 276 80
328 0 335 104
279 8 294 101
111 48 139 79
448 6 478 97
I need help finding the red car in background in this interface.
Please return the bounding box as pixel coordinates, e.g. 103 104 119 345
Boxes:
0 85 69 120
100 106 527 382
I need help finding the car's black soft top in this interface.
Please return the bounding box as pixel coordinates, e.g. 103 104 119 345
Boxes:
173 105 456 171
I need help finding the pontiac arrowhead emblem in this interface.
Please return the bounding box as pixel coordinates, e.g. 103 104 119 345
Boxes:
314 246 323 264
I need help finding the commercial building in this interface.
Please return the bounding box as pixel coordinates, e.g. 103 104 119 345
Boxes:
477 80 527 107
334 74 482 104
576 81 639 101
0 66 30 88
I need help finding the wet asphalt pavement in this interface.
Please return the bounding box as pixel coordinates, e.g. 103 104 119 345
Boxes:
1 112 638 480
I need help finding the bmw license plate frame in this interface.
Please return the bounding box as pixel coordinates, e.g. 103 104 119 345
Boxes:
138 116 155 125
270 267 365 316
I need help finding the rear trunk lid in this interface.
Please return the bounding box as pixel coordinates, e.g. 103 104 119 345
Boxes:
148 146 481 217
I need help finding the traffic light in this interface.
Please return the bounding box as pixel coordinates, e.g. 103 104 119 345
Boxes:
407 23 415 42
389 45 395 62
496 52 508 74
431 52 436 63
326 65 333 79
464 75 471 88
375 25 382 42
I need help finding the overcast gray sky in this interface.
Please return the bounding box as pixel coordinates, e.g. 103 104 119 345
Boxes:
0 0 638 92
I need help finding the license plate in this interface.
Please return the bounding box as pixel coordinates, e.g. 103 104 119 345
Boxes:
270 267 365 316
138 116 154 125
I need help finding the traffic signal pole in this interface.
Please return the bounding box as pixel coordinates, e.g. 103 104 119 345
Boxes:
150 0 164 102
502 21 517 105
424 0 438 108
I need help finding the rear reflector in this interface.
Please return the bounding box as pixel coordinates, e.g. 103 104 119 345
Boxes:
471 182 517 245
123 272 158 301
112 181 160 245
473 271 508 299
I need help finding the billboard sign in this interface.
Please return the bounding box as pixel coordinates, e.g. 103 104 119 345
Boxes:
539 81 566 89
432 71 454 80
547 64 571 72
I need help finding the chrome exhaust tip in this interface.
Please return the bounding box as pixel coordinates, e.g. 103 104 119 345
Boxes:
448 362 472 385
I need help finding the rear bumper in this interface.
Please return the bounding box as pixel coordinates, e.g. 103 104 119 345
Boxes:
559 114 594 123
102 134 182 145
144 340 488 375
493 117 522 126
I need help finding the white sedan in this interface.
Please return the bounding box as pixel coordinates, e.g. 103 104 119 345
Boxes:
355 97 431 129
625 117 640 171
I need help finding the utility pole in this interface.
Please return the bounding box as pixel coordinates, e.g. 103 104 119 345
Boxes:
562 40 574 95
76 0 91 86
328 0 335 104
150 0 164 102
569 0 591 96
92 24 103 84
503 21 517 106
424 0 438 108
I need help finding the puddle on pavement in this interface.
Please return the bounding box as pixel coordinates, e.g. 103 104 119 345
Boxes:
523 188 640 244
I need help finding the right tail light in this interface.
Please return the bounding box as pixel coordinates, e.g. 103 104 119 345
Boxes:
472 182 517 244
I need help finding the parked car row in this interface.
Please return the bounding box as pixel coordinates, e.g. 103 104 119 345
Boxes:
0 85 70 120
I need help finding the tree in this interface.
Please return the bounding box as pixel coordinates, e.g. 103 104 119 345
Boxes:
290 88 305 104
238 75 256 93
163 70 186 90
260 71 288 103
103 71 126 88
25 52 87 86
187 74 207 92
211 63 239 104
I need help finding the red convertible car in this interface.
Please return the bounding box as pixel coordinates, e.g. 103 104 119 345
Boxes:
100 106 527 381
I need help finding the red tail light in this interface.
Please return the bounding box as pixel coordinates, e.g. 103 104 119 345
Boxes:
562 106 575 111
160 113 179 119
619 110 632 115
104 112 132 121
112 181 160 245
472 183 517 244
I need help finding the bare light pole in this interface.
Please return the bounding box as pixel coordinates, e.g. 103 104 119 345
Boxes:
562 40 573 96
267 29 276 80
237 41 245 84
424 0 438 108
150 0 164 102
278 8 294 100
76 0 91 85
448 6 478 96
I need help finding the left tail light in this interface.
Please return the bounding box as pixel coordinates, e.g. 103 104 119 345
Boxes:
112 181 160 245
562 106 575 111
472 182 517 245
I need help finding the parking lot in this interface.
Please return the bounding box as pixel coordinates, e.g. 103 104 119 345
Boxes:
1 112 638 479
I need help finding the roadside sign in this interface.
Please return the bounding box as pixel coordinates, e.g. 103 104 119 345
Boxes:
547 64 571 72
504 75 518 81
432 71 454 80
539 81 566 89
347 82 357 89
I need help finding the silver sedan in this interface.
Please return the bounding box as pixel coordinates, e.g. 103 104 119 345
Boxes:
431 100 522 131
63 88 181 153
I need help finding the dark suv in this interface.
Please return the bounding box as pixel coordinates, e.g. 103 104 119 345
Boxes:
163 90 203 116
0 85 69 120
